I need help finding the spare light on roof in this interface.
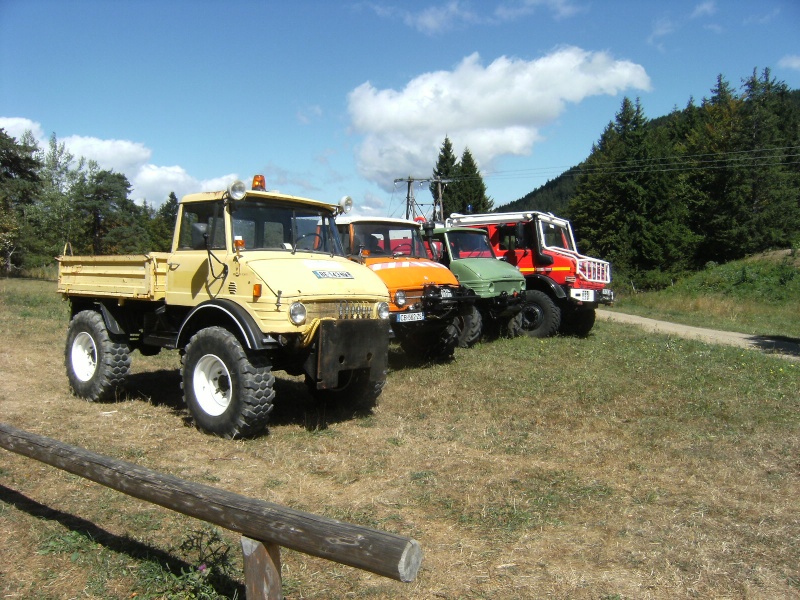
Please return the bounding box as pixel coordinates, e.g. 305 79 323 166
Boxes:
228 180 247 200
252 175 266 191
337 195 353 215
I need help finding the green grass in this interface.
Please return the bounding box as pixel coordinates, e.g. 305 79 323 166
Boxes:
610 250 800 337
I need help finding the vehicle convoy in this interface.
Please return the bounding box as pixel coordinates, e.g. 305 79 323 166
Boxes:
336 216 474 361
57 176 392 439
425 224 526 347
448 211 613 337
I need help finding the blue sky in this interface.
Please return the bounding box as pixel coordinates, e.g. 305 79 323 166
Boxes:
2 0 798 217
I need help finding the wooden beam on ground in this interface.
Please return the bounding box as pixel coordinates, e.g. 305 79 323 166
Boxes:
0 422 422 583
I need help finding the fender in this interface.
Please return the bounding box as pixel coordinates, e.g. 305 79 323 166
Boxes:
177 299 276 350
97 302 125 335
524 274 566 300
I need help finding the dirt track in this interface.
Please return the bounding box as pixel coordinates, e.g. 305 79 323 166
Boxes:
597 309 800 361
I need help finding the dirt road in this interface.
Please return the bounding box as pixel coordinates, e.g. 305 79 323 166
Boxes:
597 309 800 361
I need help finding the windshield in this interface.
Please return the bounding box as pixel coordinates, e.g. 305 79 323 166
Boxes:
539 220 576 252
347 222 427 258
445 230 496 260
231 200 343 255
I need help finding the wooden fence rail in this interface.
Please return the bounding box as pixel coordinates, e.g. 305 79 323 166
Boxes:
0 422 422 599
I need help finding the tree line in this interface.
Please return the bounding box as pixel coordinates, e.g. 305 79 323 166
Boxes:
3 67 798 285
502 68 800 288
0 132 178 274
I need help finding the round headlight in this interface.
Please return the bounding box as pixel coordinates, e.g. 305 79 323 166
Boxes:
228 180 247 200
338 195 353 214
377 301 390 320
394 290 407 307
289 302 307 325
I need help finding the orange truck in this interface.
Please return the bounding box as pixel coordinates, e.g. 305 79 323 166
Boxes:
337 217 474 361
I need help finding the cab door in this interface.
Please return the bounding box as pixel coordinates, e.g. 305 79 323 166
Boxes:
166 200 230 306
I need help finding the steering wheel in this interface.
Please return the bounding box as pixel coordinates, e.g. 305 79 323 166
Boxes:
392 242 413 255
295 233 321 249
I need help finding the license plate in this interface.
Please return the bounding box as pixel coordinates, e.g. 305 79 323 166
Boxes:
441 288 453 298
396 311 424 323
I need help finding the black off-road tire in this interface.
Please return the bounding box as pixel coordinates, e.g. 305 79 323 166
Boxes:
456 305 483 348
65 310 131 402
560 307 597 337
399 321 460 362
503 310 525 338
521 290 561 338
182 327 275 439
305 370 386 410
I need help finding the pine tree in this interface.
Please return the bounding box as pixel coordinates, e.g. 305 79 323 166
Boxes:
430 136 458 219
0 129 41 272
450 148 493 215
738 68 800 252
150 192 179 251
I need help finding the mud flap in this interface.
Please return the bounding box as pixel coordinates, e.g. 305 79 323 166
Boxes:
304 320 389 390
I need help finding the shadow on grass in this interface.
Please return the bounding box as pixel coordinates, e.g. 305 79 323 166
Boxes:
121 368 382 436
747 334 800 359
0 484 245 597
110 341 448 437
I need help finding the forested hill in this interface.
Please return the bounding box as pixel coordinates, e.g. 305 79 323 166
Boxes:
495 165 580 215
493 69 800 289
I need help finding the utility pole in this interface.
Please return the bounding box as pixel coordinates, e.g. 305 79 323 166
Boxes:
393 176 452 222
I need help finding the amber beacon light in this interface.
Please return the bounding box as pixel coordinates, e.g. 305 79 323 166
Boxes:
252 175 266 190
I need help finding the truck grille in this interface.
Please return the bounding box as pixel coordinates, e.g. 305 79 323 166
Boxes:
335 300 373 319
578 259 611 284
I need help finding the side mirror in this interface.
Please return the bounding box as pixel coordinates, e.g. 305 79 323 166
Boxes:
515 222 525 248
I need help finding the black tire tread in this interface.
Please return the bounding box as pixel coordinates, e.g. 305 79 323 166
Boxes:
65 310 131 402
182 327 275 439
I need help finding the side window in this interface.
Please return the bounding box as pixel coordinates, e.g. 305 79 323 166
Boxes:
178 201 226 250
499 225 516 251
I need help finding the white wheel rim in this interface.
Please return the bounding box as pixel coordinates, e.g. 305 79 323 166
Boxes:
193 354 232 416
71 332 98 382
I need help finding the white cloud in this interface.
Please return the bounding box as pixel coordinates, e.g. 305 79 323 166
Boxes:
370 0 582 35
347 47 650 189
778 54 800 71
690 1 716 19
0 116 237 207
369 1 479 35
407 1 479 35
132 164 230 206
62 135 152 174
647 17 675 50
494 0 583 21
0 117 44 141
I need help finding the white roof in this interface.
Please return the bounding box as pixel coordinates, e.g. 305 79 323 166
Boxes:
336 216 421 227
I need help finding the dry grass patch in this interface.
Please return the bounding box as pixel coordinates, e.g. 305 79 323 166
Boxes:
1 278 799 598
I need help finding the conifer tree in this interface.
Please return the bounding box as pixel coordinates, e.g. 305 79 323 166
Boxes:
450 148 493 215
430 136 458 219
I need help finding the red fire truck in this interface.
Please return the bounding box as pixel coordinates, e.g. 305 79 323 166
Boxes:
447 211 613 337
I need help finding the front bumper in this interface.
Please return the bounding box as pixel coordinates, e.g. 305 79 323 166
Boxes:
568 287 614 305
306 319 390 389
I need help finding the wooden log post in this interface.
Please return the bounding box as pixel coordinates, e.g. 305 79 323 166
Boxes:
241 537 283 600
0 423 423 586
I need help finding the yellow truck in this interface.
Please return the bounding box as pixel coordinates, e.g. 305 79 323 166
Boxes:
58 176 391 438
336 216 474 361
